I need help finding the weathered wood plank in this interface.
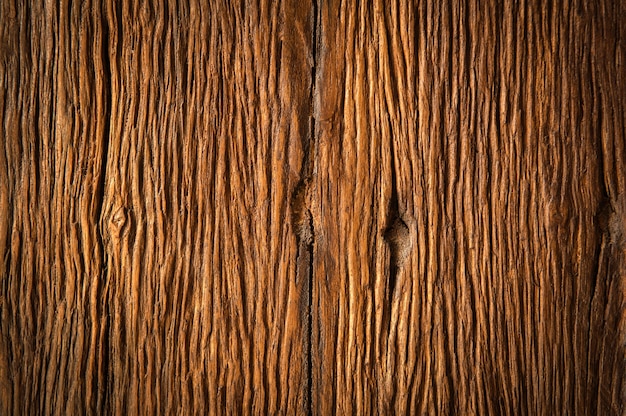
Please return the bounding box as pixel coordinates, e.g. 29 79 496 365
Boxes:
312 0 625 414
1 0 314 414
0 1 110 413
0 0 624 414
98 1 314 413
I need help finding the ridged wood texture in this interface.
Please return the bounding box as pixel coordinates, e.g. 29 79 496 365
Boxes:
313 0 626 414
0 0 624 415
0 0 313 414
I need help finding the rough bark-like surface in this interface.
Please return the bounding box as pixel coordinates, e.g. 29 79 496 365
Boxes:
1 0 313 414
0 0 624 415
312 0 625 414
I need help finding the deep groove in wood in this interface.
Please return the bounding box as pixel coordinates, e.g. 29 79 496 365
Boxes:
290 0 319 412
97 3 113 412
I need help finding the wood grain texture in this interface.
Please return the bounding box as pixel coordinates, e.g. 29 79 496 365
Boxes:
0 0 624 415
312 0 625 414
1 0 313 414
0 0 111 413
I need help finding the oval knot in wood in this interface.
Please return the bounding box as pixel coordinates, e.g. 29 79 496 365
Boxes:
384 217 412 268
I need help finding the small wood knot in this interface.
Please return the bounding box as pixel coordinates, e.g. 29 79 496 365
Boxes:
547 198 570 228
109 206 127 237
384 216 411 269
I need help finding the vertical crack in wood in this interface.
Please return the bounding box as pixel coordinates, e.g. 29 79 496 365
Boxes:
290 180 314 416
96 4 113 412
290 0 319 413
291 192 314 415
306 2 319 414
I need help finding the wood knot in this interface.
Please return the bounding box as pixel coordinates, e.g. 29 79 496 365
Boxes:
547 197 571 228
384 215 412 269
109 206 128 237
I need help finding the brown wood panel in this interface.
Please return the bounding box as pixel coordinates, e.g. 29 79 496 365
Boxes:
1 0 313 414
312 0 625 414
0 0 111 413
0 0 624 415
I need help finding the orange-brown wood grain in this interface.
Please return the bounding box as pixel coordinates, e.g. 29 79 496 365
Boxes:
0 0 624 414
1 0 313 413
312 1 625 413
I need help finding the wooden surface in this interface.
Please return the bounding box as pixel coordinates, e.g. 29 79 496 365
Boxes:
0 0 624 414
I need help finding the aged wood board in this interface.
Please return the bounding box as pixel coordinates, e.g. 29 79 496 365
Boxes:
0 0 624 414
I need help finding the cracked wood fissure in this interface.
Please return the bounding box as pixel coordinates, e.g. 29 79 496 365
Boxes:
0 0 625 415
